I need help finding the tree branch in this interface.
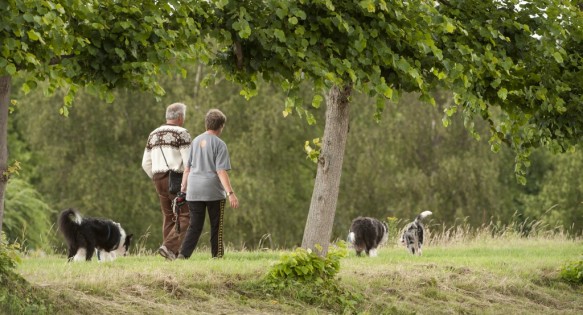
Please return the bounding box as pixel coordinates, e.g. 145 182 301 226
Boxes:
49 54 76 65
233 41 244 70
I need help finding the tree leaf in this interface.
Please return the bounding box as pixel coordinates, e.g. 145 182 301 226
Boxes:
274 29 286 42
312 95 323 108
6 63 16 75
497 88 508 101
27 30 41 41
445 21 456 33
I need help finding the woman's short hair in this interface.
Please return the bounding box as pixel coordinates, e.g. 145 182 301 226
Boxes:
205 109 226 131
166 103 187 120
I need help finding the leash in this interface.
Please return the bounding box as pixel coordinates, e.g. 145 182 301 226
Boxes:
172 192 187 233
172 197 180 233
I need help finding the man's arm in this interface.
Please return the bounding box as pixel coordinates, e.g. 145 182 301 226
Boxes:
142 148 153 178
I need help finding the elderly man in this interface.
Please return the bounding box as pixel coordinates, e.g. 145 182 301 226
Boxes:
142 103 192 260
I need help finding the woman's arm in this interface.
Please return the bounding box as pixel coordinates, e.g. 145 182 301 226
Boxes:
217 170 239 208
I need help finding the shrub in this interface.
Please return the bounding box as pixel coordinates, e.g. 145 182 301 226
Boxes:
0 232 21 279
263 241 362 313
560 257 583 284
0 233 52 314
267 242 347 283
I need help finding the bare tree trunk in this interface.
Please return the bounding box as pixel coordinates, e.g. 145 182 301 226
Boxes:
0 76 11 235
301 85 352 256
193 63 203 101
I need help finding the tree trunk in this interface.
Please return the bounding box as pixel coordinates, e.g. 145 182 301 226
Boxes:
0 75 11 235
301 84 352 256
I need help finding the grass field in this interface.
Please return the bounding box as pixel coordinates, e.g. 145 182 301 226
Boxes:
7 236 582 315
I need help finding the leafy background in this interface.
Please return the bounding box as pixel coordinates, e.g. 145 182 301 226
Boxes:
5 65 582 252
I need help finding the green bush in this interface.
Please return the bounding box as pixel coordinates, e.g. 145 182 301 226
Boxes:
0 232 21 278
0 233 52 314
267 241 348 283
560 257 583 284
263 242 362 313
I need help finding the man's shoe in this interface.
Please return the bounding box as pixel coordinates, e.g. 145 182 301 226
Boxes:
176 254 186 260
158 245 176 261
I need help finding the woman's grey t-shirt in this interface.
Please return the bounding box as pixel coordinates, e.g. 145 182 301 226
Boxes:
186 133 231 201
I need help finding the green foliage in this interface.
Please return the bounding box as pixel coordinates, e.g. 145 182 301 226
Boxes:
267 241 348 283
522 149 583 235
4 178 56 251
2 160 21 179
435 1 583 173
0 236 52 315
263 241 361 313
560 257 583 284
304 137 321 163
0 0 210 103
0 233 21 278
9 67 583 253
0 235 48 315
261 276 362 314
208 0 583 178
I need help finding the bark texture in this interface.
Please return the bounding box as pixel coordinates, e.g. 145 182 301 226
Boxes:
301 85 352 256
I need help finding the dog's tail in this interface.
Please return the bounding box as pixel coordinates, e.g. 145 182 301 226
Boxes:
58 208 82 238
415 210 433 224
347 231 356 244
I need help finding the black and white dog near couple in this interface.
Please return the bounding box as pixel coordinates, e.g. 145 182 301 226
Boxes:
58 208 133 262
347 211 433 257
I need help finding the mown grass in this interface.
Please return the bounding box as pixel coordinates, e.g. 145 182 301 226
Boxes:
342 238 583 314
9 235 582 315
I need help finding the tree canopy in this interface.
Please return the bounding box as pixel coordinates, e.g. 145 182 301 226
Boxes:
207 0 582 180
1 0 211 103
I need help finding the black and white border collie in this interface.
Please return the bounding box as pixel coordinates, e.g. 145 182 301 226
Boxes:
400 210 432 255
58 208 133 262
347 217 388 257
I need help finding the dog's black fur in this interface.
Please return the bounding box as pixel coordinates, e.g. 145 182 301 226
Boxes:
58 208 133 262
400 210 432 255
347 217 388 257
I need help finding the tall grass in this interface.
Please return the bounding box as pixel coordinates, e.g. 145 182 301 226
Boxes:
423 215 574 248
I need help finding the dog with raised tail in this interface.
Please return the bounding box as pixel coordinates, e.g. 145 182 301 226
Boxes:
58 208 133 262
400 210 432 255
347 217 388 257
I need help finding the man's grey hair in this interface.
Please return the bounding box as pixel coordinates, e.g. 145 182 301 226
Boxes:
166 103 187 120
